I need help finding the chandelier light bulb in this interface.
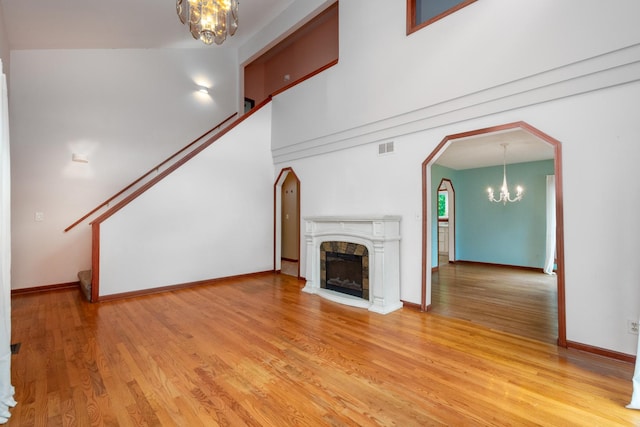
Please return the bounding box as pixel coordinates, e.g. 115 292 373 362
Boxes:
487 143 524 205
177 0 239 46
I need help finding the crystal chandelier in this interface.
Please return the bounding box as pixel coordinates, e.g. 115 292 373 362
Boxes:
176 0 239 45
487 143 523 204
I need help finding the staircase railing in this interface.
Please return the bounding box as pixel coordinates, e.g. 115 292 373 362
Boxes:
64 112 237 233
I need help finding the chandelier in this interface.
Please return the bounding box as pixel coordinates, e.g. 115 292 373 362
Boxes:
176 0 239 45
487 143 523 204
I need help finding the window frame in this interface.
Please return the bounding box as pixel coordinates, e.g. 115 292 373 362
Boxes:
437 190 449 220
406 0 477 35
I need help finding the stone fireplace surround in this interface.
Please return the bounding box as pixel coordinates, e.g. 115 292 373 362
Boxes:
302 216 402 314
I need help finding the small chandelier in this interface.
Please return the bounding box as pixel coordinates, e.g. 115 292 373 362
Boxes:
176 0 239 45
487 143 523 205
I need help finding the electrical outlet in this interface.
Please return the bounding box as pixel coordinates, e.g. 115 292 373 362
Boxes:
628 320 639 335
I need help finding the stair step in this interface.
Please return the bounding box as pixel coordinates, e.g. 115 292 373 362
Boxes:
78 270 92 302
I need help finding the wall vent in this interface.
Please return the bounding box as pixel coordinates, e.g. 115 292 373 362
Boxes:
378 141 394 155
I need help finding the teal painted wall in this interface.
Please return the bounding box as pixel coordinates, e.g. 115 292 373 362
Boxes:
431 160 554 268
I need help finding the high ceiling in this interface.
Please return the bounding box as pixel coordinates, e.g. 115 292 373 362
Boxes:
1 1 555 168
0 0 295 49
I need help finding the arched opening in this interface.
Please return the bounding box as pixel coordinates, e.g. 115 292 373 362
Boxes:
436 178 455 268
422 121 566 346
274 167 301 278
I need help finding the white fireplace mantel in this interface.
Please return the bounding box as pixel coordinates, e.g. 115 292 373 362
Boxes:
302 216 402 314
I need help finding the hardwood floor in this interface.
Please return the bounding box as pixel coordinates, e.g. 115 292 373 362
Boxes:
432 258 558 343
280 260 298 278
9 273 640 426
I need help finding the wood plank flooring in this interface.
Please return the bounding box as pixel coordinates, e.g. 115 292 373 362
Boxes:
431 259 558 343
280 260 298 278
9 273 640 426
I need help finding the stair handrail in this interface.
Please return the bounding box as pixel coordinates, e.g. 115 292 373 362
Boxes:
91 97 272 230
64 112 238 233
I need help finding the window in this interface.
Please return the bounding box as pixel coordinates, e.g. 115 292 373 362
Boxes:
438 190 448 219
407 0 477 35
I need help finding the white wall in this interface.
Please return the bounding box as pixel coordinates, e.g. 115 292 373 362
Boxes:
261 0 640 355
536 82 640 353
0 3 9 78
9 48 238 289
279 83 640 354
270 0 640 155
99 104 274 296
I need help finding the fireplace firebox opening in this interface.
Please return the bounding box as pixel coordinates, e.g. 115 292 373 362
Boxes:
320 241 369 300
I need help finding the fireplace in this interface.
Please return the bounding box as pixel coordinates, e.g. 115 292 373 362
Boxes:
321 242 369 299
302 216 402 314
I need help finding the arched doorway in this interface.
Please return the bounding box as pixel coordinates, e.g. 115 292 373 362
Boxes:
436 178 455 267
274 168 301 278
421 121 566 346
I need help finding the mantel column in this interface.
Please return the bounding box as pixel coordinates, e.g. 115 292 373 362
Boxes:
302 220 317 294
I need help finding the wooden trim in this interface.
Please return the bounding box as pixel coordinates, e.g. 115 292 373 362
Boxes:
518 122 567 347
406 0 478 36
92 98 271 227
97 271 275 303
434 121 534 143
421 134 453 311
406 0 416 36
247 1 338 103
64 113 237 233
422 121 567 346
281 257 299 263
91 222 100 302
91 100 269 302
401 300 422 311
274 167 292 272
271 59 338 99
296 178 301 279
421 154 428 311
11 281 79 296
273 173 279 273
566 341 635 364
273 167 302 279
436 178 455 264
431 266 439 273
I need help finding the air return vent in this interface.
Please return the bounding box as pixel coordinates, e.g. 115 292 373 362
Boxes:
378 141 394 155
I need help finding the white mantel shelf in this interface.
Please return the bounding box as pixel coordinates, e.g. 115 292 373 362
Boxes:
302 215 402 314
